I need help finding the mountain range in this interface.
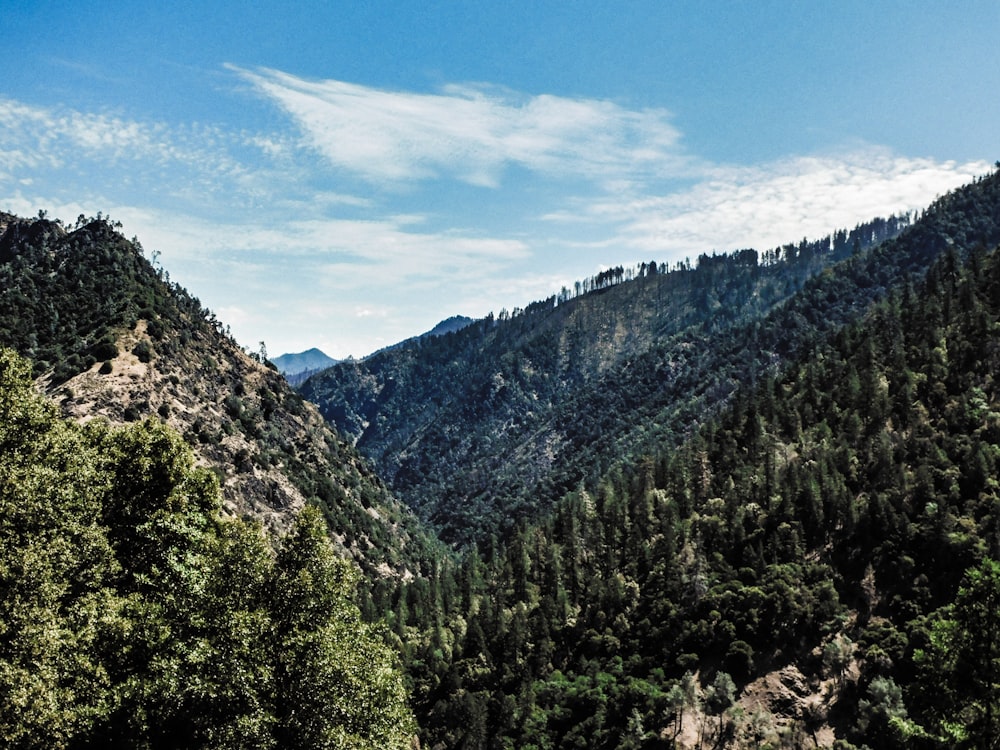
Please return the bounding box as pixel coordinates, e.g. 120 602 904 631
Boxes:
300 213 913 546
3 166 1000 747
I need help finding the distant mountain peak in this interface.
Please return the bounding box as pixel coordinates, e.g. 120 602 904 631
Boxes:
273 348 338 376
369 315 476 357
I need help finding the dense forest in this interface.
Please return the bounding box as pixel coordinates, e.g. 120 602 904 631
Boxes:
362 167 1000 747
382 171 1000 748
3 168 1000 748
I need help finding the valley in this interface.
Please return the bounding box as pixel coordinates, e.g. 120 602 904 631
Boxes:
3 167 1000 747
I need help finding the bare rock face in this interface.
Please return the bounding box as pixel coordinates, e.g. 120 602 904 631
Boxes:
47 307 433 577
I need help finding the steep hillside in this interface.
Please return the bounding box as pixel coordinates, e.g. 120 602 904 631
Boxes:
305 171 1000 548
0 212 440 576
0 347 415 748
302 215 917 545
400 173 1000 749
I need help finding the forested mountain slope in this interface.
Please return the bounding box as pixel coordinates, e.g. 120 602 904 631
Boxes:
0 348 415 748
0 213 441 576
398 172 1000 749
303 175 1000 547
6 168 1000 748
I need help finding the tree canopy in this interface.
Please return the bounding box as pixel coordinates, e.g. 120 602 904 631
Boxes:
0 347 415 749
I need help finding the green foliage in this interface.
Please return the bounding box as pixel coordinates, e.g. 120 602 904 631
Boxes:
132 339 153 362
915 558 1000 747
0 348 115 748
0 348 415 749
270 507 416 749
392 170 1000 748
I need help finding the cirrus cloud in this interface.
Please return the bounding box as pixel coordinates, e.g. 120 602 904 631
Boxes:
552 148 992 258
229 65 692 187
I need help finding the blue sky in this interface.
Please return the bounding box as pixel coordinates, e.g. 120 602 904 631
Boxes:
1 1 996 357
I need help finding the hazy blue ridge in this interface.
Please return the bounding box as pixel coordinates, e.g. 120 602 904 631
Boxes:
273 347 338 375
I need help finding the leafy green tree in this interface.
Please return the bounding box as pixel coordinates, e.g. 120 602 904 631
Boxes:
272 506 416 749
0 348 417 750
917 558 1000 748
0 348 118 748
704 671 736 746
856 677 909 747
664 681 687 741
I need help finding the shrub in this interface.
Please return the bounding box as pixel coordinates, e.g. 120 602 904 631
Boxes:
132 340 152 363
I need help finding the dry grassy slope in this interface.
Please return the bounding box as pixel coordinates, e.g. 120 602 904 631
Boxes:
46 314 429 577
51 319 304 531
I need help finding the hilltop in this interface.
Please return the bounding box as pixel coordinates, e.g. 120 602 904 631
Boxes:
0 213 441 577
273 347 338 377
273 347 339 387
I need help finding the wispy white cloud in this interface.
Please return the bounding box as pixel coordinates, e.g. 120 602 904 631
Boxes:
0 97 286 210
557 149 992 257
230 66 691 187
103 205 529 293
0 98 178 167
